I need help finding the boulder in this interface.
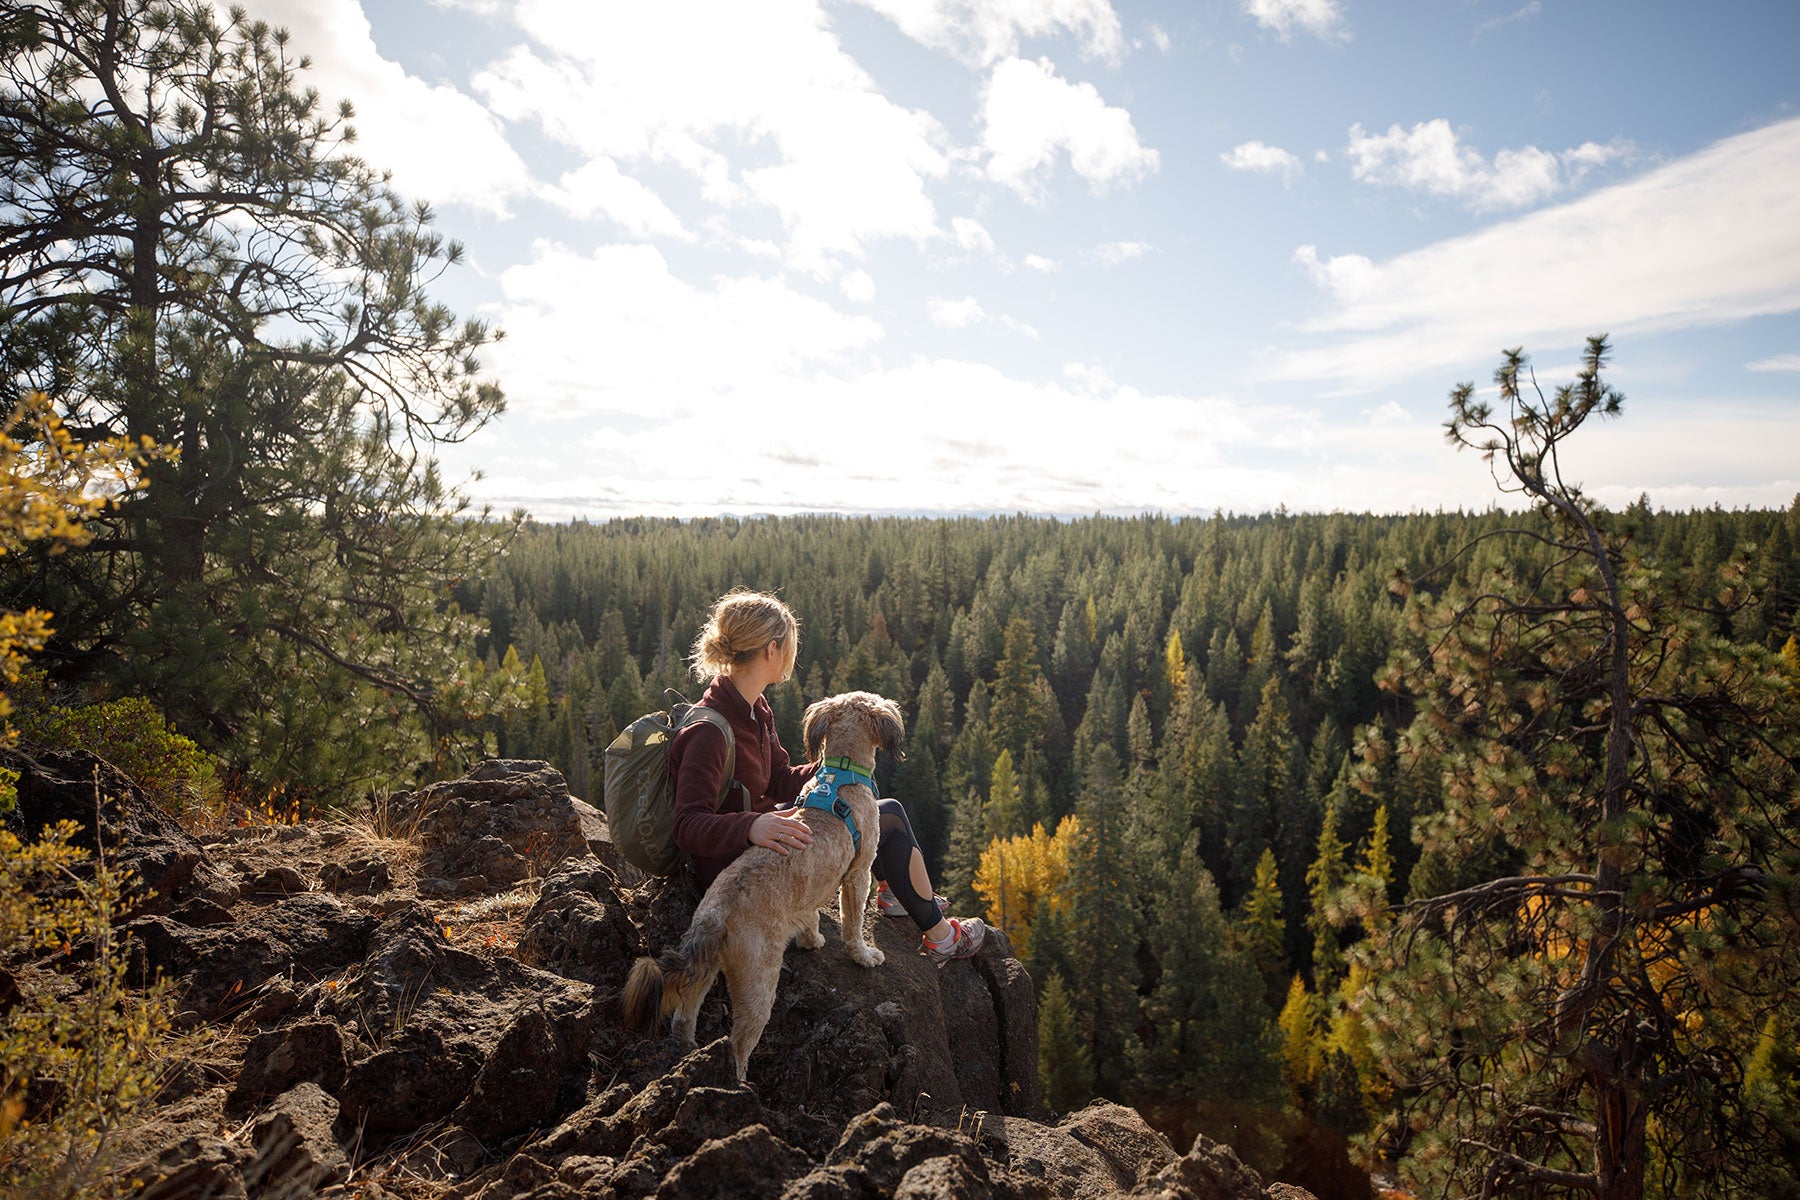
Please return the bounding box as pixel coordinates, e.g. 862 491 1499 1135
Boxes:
595 871 1044 1130
241 1082 351 1194
401 760 613 892
121 892 376 1020
659 1124 812 1200
231 1020 351 1107
999 1102 1179 1199
513 863 640 988
136 1135 251 1200
781 1104 996 1200
320 855 392 894
0 746 233 913
321 903 593 1142
241 865 309 896
445 1040 761 1199
1128 1133 1319 1200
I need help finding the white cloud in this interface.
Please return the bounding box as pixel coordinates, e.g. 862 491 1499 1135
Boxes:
846 0 1125 66
1022 253 1061 272
929 296 988 327
473 2 950 269
952 217 997 254
840 269 877 302
1346 119 1634 212
1292 245 1375 301
447 351 1550 519
1561 139 1636 184
445 234 1800 518
1748 354 1800 372
1474 1 1541 39
1347 120 1556 210
1222 140 1303 182
1244 0 1348 42
1273 116 1800 388
487 240 882 417
542 157 690 239
1092 240 1150 265
251 0 532 216
1147 23 1172 52
1000 314 1042 339
980 56 1159 200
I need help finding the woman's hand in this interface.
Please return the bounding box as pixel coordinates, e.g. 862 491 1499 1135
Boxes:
749 810 815 855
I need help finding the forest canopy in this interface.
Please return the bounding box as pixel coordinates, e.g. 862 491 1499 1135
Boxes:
468 482 1800 1194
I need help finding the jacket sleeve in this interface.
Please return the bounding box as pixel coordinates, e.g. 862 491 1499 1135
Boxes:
766 727 816 806
670 722 761 857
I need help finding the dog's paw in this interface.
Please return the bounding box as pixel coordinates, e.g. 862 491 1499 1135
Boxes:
850 944 885 968
795 926 826 950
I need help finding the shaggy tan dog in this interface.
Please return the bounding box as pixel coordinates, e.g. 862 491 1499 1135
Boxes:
621 691 901 1080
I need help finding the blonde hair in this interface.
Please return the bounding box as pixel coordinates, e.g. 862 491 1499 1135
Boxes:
690 590 799 681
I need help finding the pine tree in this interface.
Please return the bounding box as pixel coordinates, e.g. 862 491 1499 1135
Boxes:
1051 597 1096 715
1065 743 1137 1098
985 749 1025 841
1204 626 1242 725
942 785 988 915
943 679 994 804
0 0 509 792
1130 851 1282 1145
891 739 946 864
1168 691 1234 888
1227 676 1303 910
1238 847 1287 1011
914 656 958 760
1038 970 1094 1113
1364 339 1800 1199
989 617 1052 769
1125 692 1154 769
1305 801 1350 988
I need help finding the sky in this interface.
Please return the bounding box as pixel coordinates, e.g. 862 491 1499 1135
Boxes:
251 0 1800 519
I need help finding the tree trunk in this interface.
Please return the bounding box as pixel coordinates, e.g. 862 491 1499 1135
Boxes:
1593 1073 1648 1200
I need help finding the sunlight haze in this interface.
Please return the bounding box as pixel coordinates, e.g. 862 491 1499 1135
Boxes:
259 0 1800 517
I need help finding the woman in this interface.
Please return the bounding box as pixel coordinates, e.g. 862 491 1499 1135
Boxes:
669 589 987 960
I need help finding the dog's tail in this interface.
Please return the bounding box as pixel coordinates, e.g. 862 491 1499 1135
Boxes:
621 908 726 1037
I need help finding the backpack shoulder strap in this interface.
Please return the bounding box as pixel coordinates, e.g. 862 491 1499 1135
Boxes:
674 701 740 811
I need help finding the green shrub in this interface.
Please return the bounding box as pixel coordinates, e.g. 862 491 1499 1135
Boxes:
13 677 219 816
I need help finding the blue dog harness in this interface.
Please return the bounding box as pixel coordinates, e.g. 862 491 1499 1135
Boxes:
797 756 872 850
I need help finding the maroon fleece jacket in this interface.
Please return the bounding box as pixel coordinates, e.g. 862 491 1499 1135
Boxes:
669 674 815 892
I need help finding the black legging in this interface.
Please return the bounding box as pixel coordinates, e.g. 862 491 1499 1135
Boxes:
872 797 939 930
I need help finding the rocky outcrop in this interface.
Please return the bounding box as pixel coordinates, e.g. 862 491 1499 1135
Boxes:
0 746 235 913
315 902 596 1140
614 867 1043 1123
123 892 377 1020
6 755 1317 1200
397 758 622 895
514 863 642 988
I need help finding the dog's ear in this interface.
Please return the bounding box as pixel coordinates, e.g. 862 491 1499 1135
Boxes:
801 697 833 761
875 697 906 764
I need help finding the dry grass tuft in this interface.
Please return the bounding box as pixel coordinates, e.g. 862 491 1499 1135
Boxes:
440 883 540 958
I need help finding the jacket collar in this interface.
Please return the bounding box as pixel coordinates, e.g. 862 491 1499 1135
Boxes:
705 673 760 723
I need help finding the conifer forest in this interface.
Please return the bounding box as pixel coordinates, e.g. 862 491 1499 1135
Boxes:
466 481 1800 1196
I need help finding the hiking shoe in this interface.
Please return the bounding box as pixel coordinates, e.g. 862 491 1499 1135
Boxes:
922 917 987 962
876 882 948 920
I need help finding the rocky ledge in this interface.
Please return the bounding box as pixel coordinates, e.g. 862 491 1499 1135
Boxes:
4 750 1317 1200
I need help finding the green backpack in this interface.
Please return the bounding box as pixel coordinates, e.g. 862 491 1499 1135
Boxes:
602 690 738 875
